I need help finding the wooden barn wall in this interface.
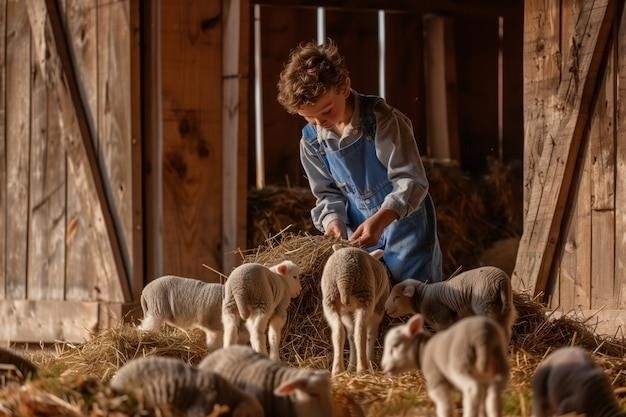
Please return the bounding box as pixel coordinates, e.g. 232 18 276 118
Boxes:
0 0 138 342
159 0 223 282
520 0 625 333
253 5 523 187
550 1 626 321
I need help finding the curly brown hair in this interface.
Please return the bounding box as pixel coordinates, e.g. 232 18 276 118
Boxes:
277 39 349 114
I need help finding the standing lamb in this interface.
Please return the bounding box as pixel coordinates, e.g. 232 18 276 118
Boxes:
381 314 509 417
199 345 333 417
222 260 301 361
321 244 390 375
138 275 248 350
531 346 626 417
110 355 264 417
384 266 517 341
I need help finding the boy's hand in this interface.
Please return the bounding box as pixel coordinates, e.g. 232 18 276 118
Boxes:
350 209 399 248
325 220 348 239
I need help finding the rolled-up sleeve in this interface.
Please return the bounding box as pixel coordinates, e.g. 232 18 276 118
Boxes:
300 138 348 232
374 103 429 218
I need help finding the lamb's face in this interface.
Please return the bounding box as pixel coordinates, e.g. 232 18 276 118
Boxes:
381 323 418 375
385 282 415 318
274 261 302 298
275 371 333 417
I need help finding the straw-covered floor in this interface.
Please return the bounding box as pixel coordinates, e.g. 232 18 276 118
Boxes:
1 160 624 416
1 233 625 417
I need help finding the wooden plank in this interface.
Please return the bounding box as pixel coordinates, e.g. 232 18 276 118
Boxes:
589 40 616 309
575 137 592 309
142 0 161 284
222 0 250 273
385 12 426 154
0 300 98 343
423 15 459 161
259 6 316 187
27 46 56 300
521 0 561 224
512 0 620 296
161 0 223 280
5 0 31 300
97 0 135 299
251 0 518 18
0 0 7 300
63 0 99 301
552 309 626 338
24 0 130 302
129 0 143 298
616 2 626 309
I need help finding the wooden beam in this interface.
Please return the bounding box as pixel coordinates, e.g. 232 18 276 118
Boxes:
512 0 622 296
251 0 518 18
23 0 131 301
222 0 250 274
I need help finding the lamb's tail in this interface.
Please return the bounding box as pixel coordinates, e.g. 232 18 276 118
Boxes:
337 275 353 306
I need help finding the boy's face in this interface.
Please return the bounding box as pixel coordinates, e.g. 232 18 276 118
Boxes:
297 80 351 129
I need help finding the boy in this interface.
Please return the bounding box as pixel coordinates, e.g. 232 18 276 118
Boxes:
277 39 442 284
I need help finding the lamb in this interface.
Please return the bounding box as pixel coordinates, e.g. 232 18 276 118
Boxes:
110 355 264 417
381 314 509 417
321 244 390 375
199 345 333 417
0 347 38 380
531 346 626 417
222 260 301 361
384 266 517 341
138 275 248 350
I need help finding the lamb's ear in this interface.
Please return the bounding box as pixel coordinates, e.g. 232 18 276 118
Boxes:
406 315 424 337
369 249 384 260
274 377 310 395
402 283 416 297
275 262 287 275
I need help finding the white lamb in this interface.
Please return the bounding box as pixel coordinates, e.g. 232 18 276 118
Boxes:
385 266 517 341
222 260 301 361
531 346 626 417
138 275 247 350
321 244 390 375
199 345 333 417
381 314 509 417
110 355 264 417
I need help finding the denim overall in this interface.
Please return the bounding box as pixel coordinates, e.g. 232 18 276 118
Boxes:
302 95 442 283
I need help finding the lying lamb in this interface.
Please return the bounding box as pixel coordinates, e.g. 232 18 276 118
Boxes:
532 346 626 417
321 244 390 375
110 355 263 417
199 345 332 417
385 266 517 340
138 275 248 350
0 347 38 381
382 314 509 417
222 260 301 361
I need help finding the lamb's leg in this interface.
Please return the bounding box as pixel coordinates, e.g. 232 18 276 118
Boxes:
268 313 286 361
246 312 270 356
353 309 368 373
460 378 483 417
325 306 346 375
222 311 240 348
366 312 384 371
427 381 456 417
197 326 222 351
340 313 355 371
484 381 504 417
138 314 163 331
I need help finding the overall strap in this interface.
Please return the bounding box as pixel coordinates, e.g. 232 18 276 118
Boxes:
301 123 333 176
